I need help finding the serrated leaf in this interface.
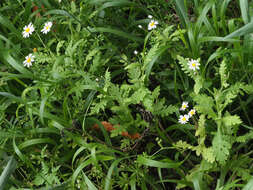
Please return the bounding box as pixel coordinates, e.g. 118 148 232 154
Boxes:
103 70 111 92
196 115 205 141
193 94 216 119
219 59 229 88
194 75 204 94
177 55 195 79
202 147 215 163
174 140 194 150
212 131 231 165
222 115 242 127
236 131 253 143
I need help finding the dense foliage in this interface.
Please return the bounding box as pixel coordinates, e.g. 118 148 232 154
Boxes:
1 0 253 189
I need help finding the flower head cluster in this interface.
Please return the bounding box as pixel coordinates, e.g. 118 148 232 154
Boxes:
179 115 189 124
22 23 35 38
188 59 200 71
180 101 188 111
41 21 53 34
147 15 158 30
23 53 35 67
148 20 158 30
178 101 196 124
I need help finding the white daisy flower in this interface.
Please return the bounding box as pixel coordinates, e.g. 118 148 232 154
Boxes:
41 21 53 34
180 101 188 111
179 114 189 124
188 109 196 118
134 50 138 55
148 20 158 30
22 23 35 38
188 59 200 71
138 25 142 29
59 0 62 2
148 15 153 19
23 53 35 67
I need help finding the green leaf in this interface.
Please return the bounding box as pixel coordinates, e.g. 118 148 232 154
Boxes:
222 115 242 127
44 9 81 23
212 131 231 165
136 156 181 168
104 157 131 190
239 0 249 24
193 94 216 119
83 173 98 190
174 0 190 28
0 156 17 189
219 59 229 88
194 75 204 94
89 27 143 42
72 159 92 186
19 138 56 150
1 52 33 76
202 147 215 163
224 21 253 39
242 177 253 190
144 45 169 80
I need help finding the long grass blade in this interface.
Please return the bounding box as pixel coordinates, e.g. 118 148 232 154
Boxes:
0 156 17 190
239 0 249 24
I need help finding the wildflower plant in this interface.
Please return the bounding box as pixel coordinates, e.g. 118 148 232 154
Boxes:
1 0 253 190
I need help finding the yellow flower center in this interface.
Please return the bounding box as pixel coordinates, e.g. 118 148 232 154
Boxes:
192 63 196 67
46 26 49 30
150 22 155 27
27 57 31 63
25 28 30 33
182 117 186 121
33 48 37 53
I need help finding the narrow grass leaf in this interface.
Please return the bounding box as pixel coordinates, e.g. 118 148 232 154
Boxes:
174 0 190 28
242 177 253 190
0 13 19 36
83 172 98 190
0 156 17 190
39 96 49 125
240 0 249 24
145 45 169 80
136 156 181 168
89 27 143 42
0 92 25 104
224 21 253 39
72 159 92 186
38 181 70 190
104 157 127 190
2 52 33 76
44 9 81 23
19 138 56 150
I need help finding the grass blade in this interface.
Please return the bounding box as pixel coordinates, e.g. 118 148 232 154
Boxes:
240 0 249 24
89 27 143 42
83 172 98 190
19 138 56 150
174 0 190 28
242 177 253 190
136 156 181 169
0 156 17 189
224 21 253 39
